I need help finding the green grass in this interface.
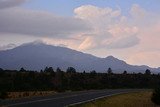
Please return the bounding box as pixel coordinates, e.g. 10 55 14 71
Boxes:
72 91 160 107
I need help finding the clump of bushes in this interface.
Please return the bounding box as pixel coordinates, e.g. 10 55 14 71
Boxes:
0 91 8 99
151 87 160 105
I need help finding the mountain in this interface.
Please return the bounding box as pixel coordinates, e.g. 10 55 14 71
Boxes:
0 42 159 73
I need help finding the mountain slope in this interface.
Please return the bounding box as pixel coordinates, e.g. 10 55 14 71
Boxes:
0 42 159 73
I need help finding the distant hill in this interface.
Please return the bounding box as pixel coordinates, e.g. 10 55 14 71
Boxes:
0 42 159 73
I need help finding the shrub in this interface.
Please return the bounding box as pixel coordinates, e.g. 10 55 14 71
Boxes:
151 87 160 105
23 92 29 97
0 91 8 99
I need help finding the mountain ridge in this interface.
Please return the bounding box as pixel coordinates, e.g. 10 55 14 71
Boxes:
0 42 159 73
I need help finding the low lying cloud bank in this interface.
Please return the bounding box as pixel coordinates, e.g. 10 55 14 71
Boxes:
0 0 27 9
0 7 91 38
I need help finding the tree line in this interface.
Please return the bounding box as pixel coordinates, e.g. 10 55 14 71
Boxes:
0 67 160 92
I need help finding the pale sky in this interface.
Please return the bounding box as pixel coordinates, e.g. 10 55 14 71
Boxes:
0 0 160 67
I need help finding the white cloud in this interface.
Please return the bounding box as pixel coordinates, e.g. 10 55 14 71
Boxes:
0 4 141 51
72 4 160 67
130 4 147 19
42 37 81 50
127 51 160 67
106 35 140 49
0 3 159 67
78 36 96 50
74 5 140 50
74 5 121 29
74 5 120 20
0 43 16 50
0 0 27 9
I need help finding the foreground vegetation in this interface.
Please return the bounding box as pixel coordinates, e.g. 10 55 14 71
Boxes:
0 67 160 99
73 91 160 107
152 87 160 105
6 91 56 99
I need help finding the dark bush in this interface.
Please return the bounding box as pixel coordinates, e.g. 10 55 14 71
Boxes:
0 91 8 99
151 87 160 105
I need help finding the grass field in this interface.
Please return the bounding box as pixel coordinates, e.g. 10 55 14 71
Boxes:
6 91 56 99
72 91 160 107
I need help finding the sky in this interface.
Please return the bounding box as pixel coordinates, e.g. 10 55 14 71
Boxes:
0 0 160 67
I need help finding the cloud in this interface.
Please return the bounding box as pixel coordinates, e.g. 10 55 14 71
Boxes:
74 5 140 50
42 4 160 67
74 5 121 20
42 37 81 50
0 43 16 50
0 4 141 50
74 5 121 29
130 4 146 19
0 3 159 67
0 7 91 38
0 0 27 9
78 36 96 50
106 35 140 49
127 51 160 67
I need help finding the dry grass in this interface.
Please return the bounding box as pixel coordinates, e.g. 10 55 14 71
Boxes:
7 91 56 99
73 91 160 107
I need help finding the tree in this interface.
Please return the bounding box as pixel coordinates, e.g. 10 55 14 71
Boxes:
44 67 48 72
90 70 96 74
107 68 113 74
83 70 86 74
66 67 76 74
40 69 43 72
90 70 97 77
0 68 3 71
123 70 127 75
56 67 62 73
54 68 65 91
19 67 26 72
145 69 151 75
151 87 160 105
44 67 54 73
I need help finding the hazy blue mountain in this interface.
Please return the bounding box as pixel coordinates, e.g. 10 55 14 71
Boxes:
0 42 159 73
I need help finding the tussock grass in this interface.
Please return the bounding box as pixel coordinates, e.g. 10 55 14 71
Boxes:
7 91 56 99
73 91 160 107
